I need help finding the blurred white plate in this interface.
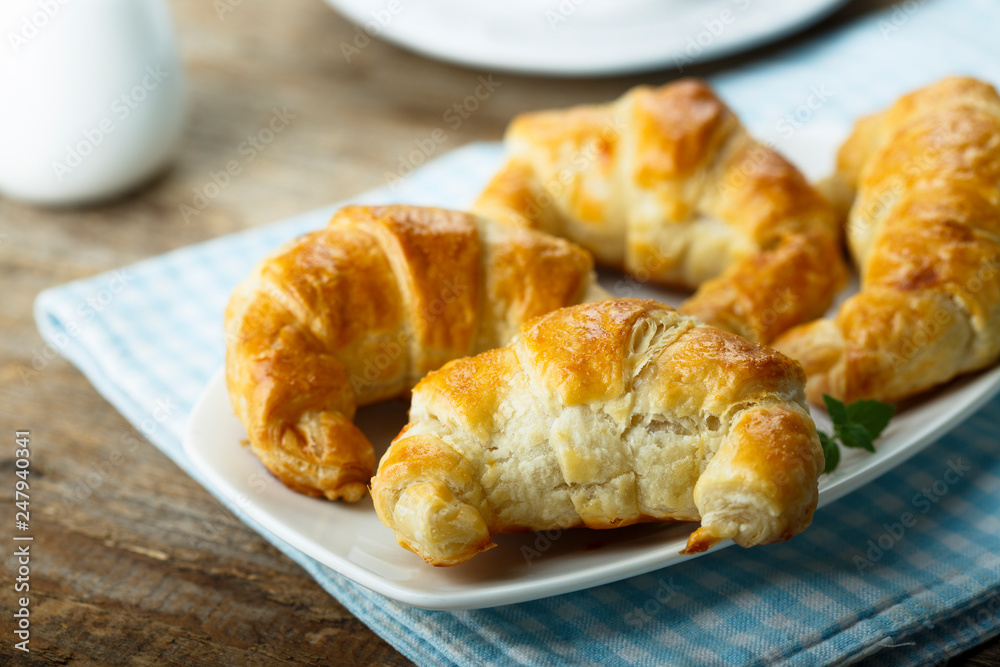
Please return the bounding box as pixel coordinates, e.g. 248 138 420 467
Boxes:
322 0 850 77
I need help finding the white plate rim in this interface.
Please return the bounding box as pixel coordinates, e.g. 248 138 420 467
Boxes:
184 352 1000 610
321 0 852 77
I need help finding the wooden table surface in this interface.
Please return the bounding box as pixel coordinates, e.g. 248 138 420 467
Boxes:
2 0 997 664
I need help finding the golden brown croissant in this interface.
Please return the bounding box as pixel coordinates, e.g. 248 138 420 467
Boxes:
225 205 607 501
473 79 847 343
774 77 1000 404
371 298 824 566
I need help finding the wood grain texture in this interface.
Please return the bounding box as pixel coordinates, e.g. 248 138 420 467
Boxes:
1 0 996 664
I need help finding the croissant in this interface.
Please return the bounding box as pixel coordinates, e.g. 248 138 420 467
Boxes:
371 298 824 566
473 78 847 343
773 77 1000 404
225 205 607 501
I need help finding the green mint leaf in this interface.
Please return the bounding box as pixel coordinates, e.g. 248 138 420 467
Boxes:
846 399 896 440
818 431 840 474
822 394 849 426
819 394 895 473
838 422 876 452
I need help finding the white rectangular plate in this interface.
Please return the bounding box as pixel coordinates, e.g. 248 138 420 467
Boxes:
184 131 1000 609
184 270 1000 609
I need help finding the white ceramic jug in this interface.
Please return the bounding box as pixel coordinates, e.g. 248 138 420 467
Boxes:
0 0 186 206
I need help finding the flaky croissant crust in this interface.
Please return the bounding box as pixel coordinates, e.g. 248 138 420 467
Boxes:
474 78 847 343
225 205 606 501
372 299 824 566
775 76 1000 404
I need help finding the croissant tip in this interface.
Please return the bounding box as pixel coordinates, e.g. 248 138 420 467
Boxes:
426 541 497 567
681 527 718 555
324 482 369 503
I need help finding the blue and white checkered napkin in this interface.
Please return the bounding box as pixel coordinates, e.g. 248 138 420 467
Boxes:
35 0 1000 664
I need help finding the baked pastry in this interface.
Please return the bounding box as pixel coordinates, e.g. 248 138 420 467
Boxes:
774 77 1000 404
225 205 607 501
371 298 823 566
473 79 847 343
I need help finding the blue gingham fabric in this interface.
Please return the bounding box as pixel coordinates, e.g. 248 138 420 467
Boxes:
34 0 1000 664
